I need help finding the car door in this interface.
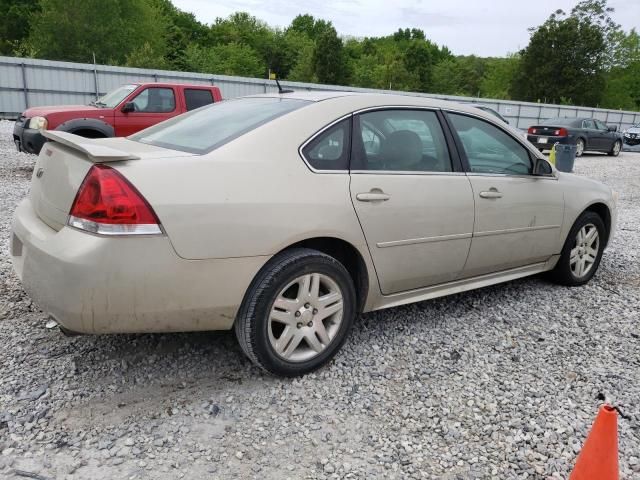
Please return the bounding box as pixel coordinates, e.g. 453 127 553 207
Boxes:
114 86 179 136
594 119 615 150
349 108 475 295
581 119 602 150
445 111 565 278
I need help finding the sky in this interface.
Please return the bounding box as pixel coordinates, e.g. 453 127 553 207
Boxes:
172 0 639 57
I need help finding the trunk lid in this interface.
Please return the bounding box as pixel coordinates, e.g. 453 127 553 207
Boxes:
529 125 566 135
30 133 194 231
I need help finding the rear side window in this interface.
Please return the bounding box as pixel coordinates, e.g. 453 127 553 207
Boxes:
185 89 214 111
352 109 452 172
301 119 351 171
131 97 310 154
131 87 175 113
448 112 532 175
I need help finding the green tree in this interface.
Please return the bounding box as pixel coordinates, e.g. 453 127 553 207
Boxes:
0 0 40 54
184 42 264 77
312 25 346 84
27 0 168 64
432 56 484 96
511 14 606 106
480 55 520 99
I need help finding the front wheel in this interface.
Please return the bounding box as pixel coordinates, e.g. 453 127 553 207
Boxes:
549 211 605 286
608 140 621 157
235 248 356 376
575 138 585 157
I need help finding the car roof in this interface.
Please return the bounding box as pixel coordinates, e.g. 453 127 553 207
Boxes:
131 82 219 89
247 91 491 116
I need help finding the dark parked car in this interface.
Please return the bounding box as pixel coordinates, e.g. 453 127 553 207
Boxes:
623 123 640 147
527 117 623 157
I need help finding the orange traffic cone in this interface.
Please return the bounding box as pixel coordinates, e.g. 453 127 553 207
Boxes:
569 405 619 480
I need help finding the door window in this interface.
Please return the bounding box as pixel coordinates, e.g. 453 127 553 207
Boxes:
301 118 350 171
448 113 532 175
185 88 214 111
131 87 176 113
594 120 608 130
352 110 452 172
582 119 595 129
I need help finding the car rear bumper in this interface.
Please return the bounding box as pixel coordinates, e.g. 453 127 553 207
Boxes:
11 198 270 334
13 121 46 155
527 135 574 150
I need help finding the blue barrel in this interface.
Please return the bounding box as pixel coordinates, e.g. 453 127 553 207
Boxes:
555 144 577 172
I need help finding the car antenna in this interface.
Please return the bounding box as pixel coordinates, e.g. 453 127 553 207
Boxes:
274 76 294 94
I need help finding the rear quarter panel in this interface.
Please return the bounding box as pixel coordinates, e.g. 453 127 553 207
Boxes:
118 100 372 261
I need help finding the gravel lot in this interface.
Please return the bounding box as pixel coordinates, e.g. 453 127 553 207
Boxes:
1 118 639 479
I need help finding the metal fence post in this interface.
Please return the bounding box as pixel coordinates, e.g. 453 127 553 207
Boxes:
20 62 29 109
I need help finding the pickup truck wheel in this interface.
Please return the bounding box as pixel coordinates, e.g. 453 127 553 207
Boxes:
71 129 107 139
235 248 356 377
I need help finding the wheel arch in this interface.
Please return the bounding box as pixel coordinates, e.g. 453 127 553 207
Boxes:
55 118 115 138
583 202 612 245
277 237 370 313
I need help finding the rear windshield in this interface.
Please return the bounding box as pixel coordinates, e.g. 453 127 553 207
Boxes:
543 117 579 126
130 97 311 154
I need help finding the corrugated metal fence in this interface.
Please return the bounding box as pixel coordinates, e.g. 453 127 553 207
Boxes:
1 55 639 130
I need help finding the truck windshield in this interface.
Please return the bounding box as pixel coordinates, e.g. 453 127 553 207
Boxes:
130 97 311 154
94 84 137 108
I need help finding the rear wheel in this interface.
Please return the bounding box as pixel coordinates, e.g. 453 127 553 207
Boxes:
235 248 356 376
608 140 621 157
575 138 585 157
549 211 605 286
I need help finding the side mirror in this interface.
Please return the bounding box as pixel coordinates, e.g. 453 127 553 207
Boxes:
533 158 553 176
607 125 617 132
121 102 136 113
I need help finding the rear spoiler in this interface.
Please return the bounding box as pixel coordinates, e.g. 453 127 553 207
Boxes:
42 130 140 162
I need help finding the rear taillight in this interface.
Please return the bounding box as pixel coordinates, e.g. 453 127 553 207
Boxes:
68 165 162 235
553 128 568 136
528 127 537 134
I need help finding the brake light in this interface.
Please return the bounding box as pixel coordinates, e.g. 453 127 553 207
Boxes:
553 128 568 136
68 164 162 235
528 127 537 134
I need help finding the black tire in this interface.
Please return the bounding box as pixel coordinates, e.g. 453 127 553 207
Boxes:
548 211 606 286
234 248 356 377
608 140 621 157
575 138 585 157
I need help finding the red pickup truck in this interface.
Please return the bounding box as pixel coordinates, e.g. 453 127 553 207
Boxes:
13 82 222 154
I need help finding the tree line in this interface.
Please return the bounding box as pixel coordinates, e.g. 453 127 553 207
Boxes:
0 0 638 110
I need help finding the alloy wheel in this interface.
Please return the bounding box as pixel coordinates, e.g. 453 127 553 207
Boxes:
570 223 599 278
576 139 585 157
268 273 344 362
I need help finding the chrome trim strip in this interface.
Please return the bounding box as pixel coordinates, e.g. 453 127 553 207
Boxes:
377 232 472 248
350 170 466 176
466 172 559 180
474 224 561 237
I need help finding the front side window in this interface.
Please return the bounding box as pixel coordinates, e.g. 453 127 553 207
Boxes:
301 119 350 171
131 87 176 113
595 119 608 130
185 88 214 111
132 97 310 154
96 84 137 108
448 112 532 175
583 119 595 129
352 109 452 172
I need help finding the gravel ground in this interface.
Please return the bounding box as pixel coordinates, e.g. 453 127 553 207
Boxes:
1 118 639 479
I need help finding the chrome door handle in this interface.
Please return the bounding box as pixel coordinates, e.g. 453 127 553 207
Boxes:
356 192 391 202
479 190 503 199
